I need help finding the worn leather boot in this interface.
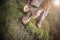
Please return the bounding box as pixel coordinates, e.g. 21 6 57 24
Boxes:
22 12 31 25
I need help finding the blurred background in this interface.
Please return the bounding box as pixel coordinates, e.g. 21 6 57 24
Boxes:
0 0 60 40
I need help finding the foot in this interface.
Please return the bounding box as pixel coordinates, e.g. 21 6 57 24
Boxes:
36 22 42 28
22 15 31 25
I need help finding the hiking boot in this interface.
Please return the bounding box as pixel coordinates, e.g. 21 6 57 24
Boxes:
36 20 42 28
22 13 31 25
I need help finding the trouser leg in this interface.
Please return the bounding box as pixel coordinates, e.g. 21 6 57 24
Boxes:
31 9 44 19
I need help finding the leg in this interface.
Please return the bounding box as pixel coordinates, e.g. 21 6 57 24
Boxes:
36 8 50 28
